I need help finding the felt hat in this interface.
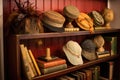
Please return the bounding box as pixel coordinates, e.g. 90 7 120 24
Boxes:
63 40 83 65
42 10 65 32
81 39 97 61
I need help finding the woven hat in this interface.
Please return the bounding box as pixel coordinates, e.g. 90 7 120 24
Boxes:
93 35 105 52
89 11 104 27
63 5 80 19
63 40 83 65
81 39 97 61
93 35 105 48
75 13 94 32
42 10 65 32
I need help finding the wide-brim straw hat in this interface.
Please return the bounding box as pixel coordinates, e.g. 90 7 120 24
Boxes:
63 40 83 65
81 39 97 61
42 10 65 32
75 13 94 31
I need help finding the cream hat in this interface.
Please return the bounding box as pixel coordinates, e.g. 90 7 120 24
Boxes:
63 40 83 65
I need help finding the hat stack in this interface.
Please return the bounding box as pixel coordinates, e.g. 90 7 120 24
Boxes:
89 11 104 27
63 40 83 65
81 39 97 61
42 10 65 32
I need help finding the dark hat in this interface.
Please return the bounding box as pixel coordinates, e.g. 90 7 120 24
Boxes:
42 10 65 32
81 39 97 60
89 11 104 27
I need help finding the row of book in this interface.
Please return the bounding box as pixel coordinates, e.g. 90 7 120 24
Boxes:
57 61 114 80
20 44 41 80
20 44 67 79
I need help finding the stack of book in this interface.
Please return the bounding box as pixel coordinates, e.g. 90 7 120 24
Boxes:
20 44 41 80
36 57 67 74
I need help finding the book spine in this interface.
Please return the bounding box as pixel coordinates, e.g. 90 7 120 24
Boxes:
111 37 117 55
82 69 92 80
41 64 67 74
24 47 37 76
28 50 41 76
94 66 100 80
108 61 114 80
37 59 66 68
20 44 35 79
97 53 110 58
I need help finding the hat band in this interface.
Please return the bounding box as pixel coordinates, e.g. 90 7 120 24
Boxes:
65 45 80 58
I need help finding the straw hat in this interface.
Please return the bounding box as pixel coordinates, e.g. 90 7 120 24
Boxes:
63 40 83 65
81 39 97 61
93 35 105 52
42 10 65 32
63 5 80 19
89 11 104 27
75 13 94 32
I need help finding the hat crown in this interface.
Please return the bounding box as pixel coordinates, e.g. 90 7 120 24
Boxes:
66 41 81 56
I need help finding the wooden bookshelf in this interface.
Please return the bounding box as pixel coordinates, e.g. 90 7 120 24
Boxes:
33 55 119 80
7 29 120 80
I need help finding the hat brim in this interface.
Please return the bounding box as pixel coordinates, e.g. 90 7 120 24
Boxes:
63 46 83 65
42 21 64 32
82 50 97 61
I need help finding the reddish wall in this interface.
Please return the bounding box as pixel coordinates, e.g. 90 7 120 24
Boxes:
3 0 107 62
3 0 107 22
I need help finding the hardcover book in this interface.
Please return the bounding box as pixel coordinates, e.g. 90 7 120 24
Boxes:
99 61 114 80
36 58 66 68
82 69 92 80
40 64 67 74
20 44 35 79
104 37 117 55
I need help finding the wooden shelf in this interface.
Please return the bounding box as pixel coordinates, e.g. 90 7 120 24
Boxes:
13 29 120 40
33 55 119 80
7 28 120 80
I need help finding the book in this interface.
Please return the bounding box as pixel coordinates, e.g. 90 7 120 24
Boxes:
82 69 92 80
111 37 117 55
104 37 117 55
88 66 100 80
99 61 114 80
20 44 35 80
24 47 37 76
40 64 67 74
75 71 87 80
96 51 110 55
96 51 110 58
97 53 110 58
36 58 66 68
28 49 41 76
